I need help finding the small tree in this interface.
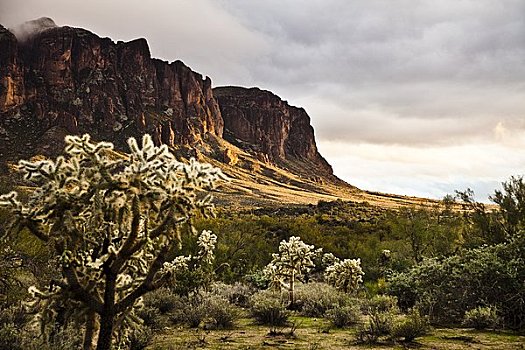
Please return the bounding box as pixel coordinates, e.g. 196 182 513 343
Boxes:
455 189 506 245
490 176 525 238
325 258 364 294
0 134 225 350
263 236 315 307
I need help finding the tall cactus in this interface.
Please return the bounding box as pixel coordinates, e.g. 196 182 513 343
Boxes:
264 236 316 308
0 134 225 350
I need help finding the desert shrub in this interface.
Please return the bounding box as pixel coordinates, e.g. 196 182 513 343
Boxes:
391 309 430 342
136 306 167 330
369 310 395 337
128 326 154 350
388 237 525 328
26 323 84 350
462 306 500 330
325 304 361 328
294 282 351 317
170 268 212 297
165 298 191 325
202 293 240 329
365 294 399 314
355 310 395 345
0 304 28 329
144 288 182 314
141 287 241 329
385 271 417 311
244 269 270 290
355 320 380 344
209 282 255 308
140 292 174 328
0 323 23 350
364 278 388 297
140 288 206 328
355 296 398 344
182 299 207 328
0 304 31 350
249 290 289 326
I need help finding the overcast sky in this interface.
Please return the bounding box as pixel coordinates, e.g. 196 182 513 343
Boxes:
1 0 524 201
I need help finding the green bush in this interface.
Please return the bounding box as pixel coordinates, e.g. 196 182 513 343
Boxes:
136 306 168 330
388 237 525 328
50 325 84 350
30 323 84 350
0 304 28 329
0 323 23 350
355 299 397 344
182 299 207 328
209 282 255 308
142 289 240 329
202 293 240 329
355 311 395 345
144 288 182 314
249 290 289 326
244 270 270 290
365 294 399 314
355 320 380 344
391 309 430 342
325 304 361 328
462 306 500 330
141 288 210 328
294 282 351 317
0 304 30 350
369 310 395 337
128 326 154 350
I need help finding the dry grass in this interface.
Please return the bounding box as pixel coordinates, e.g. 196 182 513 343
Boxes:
147 317 525 350
2 137 479 212
203 150 455 211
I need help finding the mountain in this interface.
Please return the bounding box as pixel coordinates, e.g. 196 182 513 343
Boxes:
214 86 334 181
0 18 438 208
0 18 223 162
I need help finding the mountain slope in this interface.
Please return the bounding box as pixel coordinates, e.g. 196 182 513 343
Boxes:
214 86 335 181
0 18 441 209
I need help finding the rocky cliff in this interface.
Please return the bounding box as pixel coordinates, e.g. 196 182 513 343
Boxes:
214 86 333 178
0 18 223 161
0 18 336 183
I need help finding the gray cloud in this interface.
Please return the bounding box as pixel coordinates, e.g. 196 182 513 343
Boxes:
208 0 525 147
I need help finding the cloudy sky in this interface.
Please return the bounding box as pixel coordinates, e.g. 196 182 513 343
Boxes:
1 0 524 201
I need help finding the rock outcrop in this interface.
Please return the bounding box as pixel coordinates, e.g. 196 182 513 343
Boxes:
0 18 336 182
0 18 223 160
0 25 24 113
214 86 333 177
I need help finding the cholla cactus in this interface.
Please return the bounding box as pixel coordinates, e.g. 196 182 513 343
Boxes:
264 236 316 307
321 252 340 268
197 230 218 265
325 258 364 294
0 134 225 350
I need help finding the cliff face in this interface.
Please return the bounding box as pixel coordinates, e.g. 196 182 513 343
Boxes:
0 26 24 113
214 86 333 177
0 18 335 181
0 18 223 159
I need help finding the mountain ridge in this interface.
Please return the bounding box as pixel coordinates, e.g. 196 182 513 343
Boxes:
0 19 330 177
0 18 443 208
